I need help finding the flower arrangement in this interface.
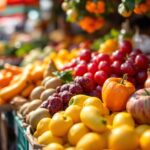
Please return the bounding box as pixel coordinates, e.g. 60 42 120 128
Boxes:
62 0 111 33
62 0 150 33
118 0 150 17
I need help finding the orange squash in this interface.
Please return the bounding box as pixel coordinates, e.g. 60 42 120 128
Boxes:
102 75 135 112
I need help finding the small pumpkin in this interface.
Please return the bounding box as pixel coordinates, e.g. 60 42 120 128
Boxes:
126 88 150 124
102 75 135 112
144 69 150 88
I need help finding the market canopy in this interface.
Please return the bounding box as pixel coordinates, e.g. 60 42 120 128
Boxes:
0 0 38 11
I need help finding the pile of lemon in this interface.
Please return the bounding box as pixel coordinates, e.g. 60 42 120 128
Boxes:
33 94 150 150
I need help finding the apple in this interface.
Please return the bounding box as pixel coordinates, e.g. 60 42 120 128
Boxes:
126 88 150 124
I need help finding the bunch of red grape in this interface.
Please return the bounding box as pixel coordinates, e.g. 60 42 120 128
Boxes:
41 82 83 114
62 40 149 88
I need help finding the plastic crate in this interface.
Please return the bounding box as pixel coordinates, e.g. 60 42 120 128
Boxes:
14 113 29 150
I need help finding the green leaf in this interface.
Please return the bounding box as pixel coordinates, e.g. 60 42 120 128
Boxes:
123 0 135 10
135 0 143 4
53 71 73 83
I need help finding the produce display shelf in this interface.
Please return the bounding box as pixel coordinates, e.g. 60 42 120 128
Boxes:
14 113 29 150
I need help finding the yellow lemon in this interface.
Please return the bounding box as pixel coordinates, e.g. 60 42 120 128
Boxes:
136 125 150 137
50 112 73 137
65 105 81 123
69 95 89 107
34 117 51 138
109 125 139 150
43 143 64 150
37 131 63 145
80 106 107 133
140 129 150 150
83 97 104 115
76 132 104 150
68 123 90 145
112 112 135 128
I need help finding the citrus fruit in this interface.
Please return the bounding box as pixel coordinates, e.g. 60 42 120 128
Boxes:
80 106 107 133
136 125 150 137
112 112 135 128
37 131 63 145
109 125 139 150
65 105 81 123
50 112 73 137
140 129 150 150
68 123 89 145
34 117 51 138
43 143 64 150
76 132 104 150
83 97 105 115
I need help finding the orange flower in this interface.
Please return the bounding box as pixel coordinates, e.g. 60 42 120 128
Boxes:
86 1 105 14
79 16 105 33
134 1 150 14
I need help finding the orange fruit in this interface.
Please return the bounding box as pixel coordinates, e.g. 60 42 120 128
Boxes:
65 105 81 123
109 125 139 150
140 129 150 150
76 132 104 150
68 123 90 145
136 125 150 137
43 143 64 150
112 112 135 128
34 117 51 138
50 112 73 137
37 131 63 145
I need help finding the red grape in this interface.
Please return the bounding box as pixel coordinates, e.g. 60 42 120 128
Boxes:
69 83 83 94
76 76 96 92
48 97 63 114
88 62 98 74
111 60 122 74
111 50 125 62
127 77 136 85
135 54 149 69
74 64 87 76
78 60 87 65
98 61 111 74
50 93 60 99
97 53 110 63
79 49 91 62
60 91 73 105
94 71 108 86
84 72 94 80
111 74 119 77
60 84 70 92
121 62 136 76
119 40 132 54
136 70 147 84
129 49 142 57
91 52 99 57
127 55 136 63
89 90 101 99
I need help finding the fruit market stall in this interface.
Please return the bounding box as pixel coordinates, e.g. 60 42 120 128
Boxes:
0 0 150 150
